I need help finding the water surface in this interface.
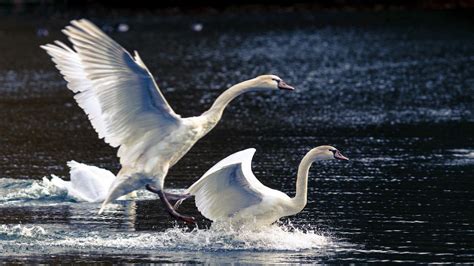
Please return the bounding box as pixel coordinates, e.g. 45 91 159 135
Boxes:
0 11 473 263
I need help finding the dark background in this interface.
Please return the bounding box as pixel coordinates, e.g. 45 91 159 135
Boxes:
1 0 473 14
0 0 473 263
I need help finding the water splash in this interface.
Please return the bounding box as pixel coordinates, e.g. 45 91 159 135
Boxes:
0 177 159 207
0 224 47 240
0 221 329 254
54 221 328 252
0 221 336 263
0 178 67 205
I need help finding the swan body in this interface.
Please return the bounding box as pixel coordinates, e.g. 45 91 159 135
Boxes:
41 19 294 220
50 161 136 202
178 146 348 226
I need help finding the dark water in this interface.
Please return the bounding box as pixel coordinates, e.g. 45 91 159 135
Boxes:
0 11 473 263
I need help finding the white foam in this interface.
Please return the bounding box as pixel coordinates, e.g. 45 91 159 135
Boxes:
0 177 159 207
52 221 330 252
0 178 65 203
0 224 47 239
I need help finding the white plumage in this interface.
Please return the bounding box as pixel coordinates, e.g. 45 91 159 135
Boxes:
50 161 135 202
187 149 266 220
41 19 294 222
179 146 349 226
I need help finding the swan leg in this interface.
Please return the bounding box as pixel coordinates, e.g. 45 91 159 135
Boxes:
174 198 185 210
164 191 192 202
145 185 196 224
172 193 193 210
146 185 191 202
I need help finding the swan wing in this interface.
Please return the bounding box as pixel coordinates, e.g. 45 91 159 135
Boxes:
186 148 268 221
67 161 116 192
50 161 116 202
41 19 181 167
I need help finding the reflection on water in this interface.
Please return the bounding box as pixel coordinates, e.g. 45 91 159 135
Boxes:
0 11 473 263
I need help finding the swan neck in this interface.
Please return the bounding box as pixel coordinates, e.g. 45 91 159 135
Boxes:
292 150 320 211
205 79 258 119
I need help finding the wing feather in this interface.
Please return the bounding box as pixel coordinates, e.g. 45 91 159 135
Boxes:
186 149 268 221
41 19 181 167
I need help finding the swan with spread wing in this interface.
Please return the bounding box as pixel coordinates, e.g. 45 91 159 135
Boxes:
41 19 294 224
176 146 348 226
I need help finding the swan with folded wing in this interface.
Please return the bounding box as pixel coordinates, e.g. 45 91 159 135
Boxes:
41 19 294 224
175 146 349 226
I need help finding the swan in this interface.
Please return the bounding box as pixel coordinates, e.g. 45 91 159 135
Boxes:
40 19 294 223
50 161 136 202
175 146 349 226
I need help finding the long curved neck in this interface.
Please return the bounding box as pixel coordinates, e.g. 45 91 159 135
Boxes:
202 79 258 123
291 149 320 212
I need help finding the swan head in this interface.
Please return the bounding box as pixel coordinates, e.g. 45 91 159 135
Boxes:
253 75 295 91
311 145 349 161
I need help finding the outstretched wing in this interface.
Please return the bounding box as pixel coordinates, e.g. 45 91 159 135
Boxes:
41 19 181 167
186 148 268 221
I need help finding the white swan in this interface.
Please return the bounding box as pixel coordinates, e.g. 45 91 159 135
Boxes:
40 19 294 223
175 146 348 226
50 161 136 202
